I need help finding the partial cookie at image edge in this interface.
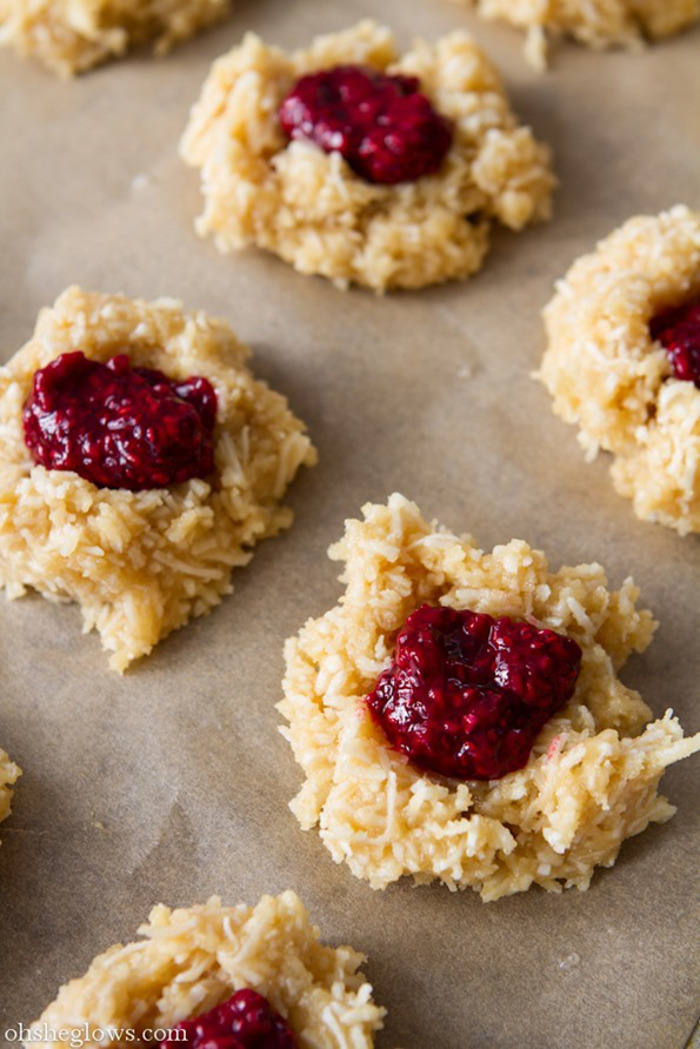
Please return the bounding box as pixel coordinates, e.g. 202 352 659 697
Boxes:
0 747 20 842
451 0 700 69
25 891 385 1049
0 0 233 75
538 204 700 535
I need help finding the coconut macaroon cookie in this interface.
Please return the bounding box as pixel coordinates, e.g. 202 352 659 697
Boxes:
279 494 700 901
0 747 20 842
453 0 699 69
539 206 700 535
180 20 555 293
0 0 232 76
0 286 315 672
28 891 385 1048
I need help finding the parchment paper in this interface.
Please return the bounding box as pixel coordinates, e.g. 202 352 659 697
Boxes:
0 2 698 1047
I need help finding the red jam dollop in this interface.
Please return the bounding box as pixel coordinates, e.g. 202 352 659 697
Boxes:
159 989 298 1049
650 297 700 389
278 64 453 185
23 351 217 491
366 604 582 781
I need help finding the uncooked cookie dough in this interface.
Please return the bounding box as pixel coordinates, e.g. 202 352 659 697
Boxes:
0 286 316 672
27 892 385 1048
279 494 700 900
180 20 555 293
538 205 700 535
0 747 20 842
0 0 232 75
453 0 699 69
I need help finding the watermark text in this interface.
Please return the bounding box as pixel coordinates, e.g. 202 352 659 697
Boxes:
4 1022 187 1047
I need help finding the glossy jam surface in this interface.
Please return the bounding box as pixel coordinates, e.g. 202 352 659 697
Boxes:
366 604 582 780
650 297 700 388
278 64 453 185
159 989 298 1049
23 351 217 490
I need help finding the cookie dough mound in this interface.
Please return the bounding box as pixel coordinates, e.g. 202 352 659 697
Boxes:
454 0 699 69
180 20 555 293
28 891 385 1048
0 747 21 842
538 205 700 535
0 286 316 672
279 494 700 901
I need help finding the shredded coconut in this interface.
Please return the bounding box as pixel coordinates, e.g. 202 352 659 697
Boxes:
278 494 700 901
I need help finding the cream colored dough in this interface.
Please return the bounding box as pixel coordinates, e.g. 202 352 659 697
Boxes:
538 205 700 535
0 0 232 75
0 747 21 842
453 0 699 69
27 892 385 1049
279 494 700 901
0 286 316 672
180 20 555 293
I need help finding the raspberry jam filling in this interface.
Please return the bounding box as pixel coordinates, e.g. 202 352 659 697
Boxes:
650 297 700 389
278 64 453 185
366 605 582 781
159 989 298 1049
23 351 217 491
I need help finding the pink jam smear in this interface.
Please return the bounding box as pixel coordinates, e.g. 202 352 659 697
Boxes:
650 297 700 389
278 64 453 185
23 351 217 491
159 989 298 1049
366 604 582 781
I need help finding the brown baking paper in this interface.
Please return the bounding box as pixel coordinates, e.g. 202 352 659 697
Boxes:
0 2 698 1047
